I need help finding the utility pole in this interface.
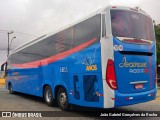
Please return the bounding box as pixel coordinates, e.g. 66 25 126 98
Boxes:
7 31 14 57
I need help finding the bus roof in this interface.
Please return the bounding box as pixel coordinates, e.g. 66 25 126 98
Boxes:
109 6 151 18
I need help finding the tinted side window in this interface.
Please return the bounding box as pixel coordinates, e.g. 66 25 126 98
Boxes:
10 27 74 64
10 15 101 64
74 14 101 46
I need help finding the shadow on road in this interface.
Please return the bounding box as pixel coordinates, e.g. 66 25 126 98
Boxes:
12 92 45 104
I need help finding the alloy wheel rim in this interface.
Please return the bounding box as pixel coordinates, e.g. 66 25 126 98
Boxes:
46 89 52 103
59 92 67 106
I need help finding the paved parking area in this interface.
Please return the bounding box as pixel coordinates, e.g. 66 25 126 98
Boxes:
0 85 159 120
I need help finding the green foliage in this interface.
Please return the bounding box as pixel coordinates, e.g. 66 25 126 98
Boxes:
155 24 160 41
155 24 160 64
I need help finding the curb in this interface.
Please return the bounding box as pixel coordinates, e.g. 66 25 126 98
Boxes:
0 78 5 85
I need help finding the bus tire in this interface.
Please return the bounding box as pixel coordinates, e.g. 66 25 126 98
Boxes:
57 87 70 110
8 83 14 94
44 86 55 106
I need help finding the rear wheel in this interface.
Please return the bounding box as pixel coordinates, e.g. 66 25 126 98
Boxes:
8 83 14 94
57 87 70 110
44 86 55 106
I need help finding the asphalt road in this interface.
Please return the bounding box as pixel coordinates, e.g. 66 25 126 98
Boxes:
0 85 160 120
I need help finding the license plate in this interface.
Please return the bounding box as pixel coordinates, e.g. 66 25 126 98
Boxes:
135 84 144 89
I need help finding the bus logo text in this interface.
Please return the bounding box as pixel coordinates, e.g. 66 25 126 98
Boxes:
129 68 148 73
86 65 97 71
119 57 147 68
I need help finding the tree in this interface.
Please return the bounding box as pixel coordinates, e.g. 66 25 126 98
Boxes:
155 24 160 64
155 24 160 41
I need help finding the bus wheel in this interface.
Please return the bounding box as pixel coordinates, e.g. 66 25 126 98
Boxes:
44 86 55 106
57 87 70 110
8 83 14 94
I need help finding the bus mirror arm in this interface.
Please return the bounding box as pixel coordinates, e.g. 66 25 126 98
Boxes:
1 64 5 71
5 63 8 76
1 62 8 76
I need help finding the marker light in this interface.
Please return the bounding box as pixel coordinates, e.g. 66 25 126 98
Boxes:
112 6 117 8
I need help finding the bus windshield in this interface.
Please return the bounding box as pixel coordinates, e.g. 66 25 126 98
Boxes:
111 10 155 41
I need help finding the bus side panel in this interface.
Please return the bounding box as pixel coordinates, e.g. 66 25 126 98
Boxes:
6 67 43 97
6 14 103 108
40 42 103 108
6 43 103 108
70 43 103 108
49 43 103 107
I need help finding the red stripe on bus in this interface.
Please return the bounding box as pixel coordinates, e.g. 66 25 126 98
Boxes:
12 37 97 68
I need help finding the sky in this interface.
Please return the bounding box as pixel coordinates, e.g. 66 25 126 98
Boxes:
0 0 160 65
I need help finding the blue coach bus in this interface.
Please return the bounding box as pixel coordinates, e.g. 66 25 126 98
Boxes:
1 6 157 110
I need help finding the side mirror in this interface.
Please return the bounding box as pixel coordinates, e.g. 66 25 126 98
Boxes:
1 63 5 71
1 62 7 76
